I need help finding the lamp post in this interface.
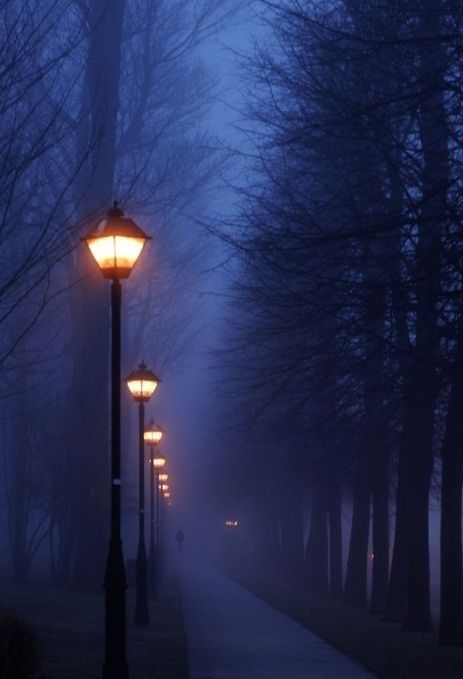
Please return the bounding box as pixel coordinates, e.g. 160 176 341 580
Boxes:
144 421 164 597
83 203 150 679
125 362 160 625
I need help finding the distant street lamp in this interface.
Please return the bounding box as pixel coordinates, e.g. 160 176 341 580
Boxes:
225 520 239 528
83 203 150 679
125 362 160 625
144 421 164 597
152 448 166 582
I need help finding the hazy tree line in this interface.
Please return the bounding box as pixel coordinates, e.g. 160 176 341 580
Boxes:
0 0 239 591
214 0 463 646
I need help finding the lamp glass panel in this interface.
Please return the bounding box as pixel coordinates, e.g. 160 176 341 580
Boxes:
127 378 158 400
87 235 145 274
144 429 162 444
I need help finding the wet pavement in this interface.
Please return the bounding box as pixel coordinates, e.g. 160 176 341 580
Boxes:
179 562 376 679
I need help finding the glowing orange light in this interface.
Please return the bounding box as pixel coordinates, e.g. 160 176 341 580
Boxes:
83 203 150 279
125 363 160 403
152 452 166 468
144 419 164 445
159 473 168 482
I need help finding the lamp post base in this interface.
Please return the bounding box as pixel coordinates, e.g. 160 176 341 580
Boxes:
103 537 129 678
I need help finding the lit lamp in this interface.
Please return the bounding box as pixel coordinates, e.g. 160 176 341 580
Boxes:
144 420 164 446
125 362 159 403
125 362 160 626
152 450 166 468
83 203 150 679
163 492 171 500
143 421 164 598
84 204 149 279
159 484 169 492
159 473 168 483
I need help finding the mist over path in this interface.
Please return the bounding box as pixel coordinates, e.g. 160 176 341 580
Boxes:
179 560 376 678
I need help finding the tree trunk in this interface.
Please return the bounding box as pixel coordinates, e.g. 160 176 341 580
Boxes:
402 381 435 632
370 440 389 613
252 483 281 579
279 476 304 584
8 381 30 582
69 0 126 591
328 480 343 598
439 361 463 645
344 457 370 608
305 486 328 594
402 5 447 631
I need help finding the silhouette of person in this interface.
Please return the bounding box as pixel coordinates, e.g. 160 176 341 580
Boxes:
176 529 185 551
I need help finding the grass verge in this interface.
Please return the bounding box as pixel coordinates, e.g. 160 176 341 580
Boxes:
0 574 188 678
235 574 463 679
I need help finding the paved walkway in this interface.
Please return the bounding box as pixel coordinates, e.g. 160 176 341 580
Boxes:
179 562 375 679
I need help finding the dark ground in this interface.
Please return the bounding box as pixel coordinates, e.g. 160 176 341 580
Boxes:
236 574 463 679
0 573 188 678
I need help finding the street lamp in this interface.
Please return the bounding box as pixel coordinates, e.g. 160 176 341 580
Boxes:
125 362 160 625
152 448 166 585
152 450 166 468
83 203 150 679
143 421 164 597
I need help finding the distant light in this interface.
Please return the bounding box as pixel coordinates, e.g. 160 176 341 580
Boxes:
163 491 171 499
159 473 168 482
152 452 166 468
369 553 374 560
144 419 164 445
225 520 238 528
159 484 169 491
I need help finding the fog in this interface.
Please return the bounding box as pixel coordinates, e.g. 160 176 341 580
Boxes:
0 2 462 678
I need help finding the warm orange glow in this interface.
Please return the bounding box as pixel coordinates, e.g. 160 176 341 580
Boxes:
125 362 160 403
144 418 164 445
159 484 169 491
127 378 158 401
159 473 168 482
144 428 163 444
83 204 150 279
163 492 171 499
87 235 145 278
225 520 238 528
143 429 164 446
152 453 166 468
